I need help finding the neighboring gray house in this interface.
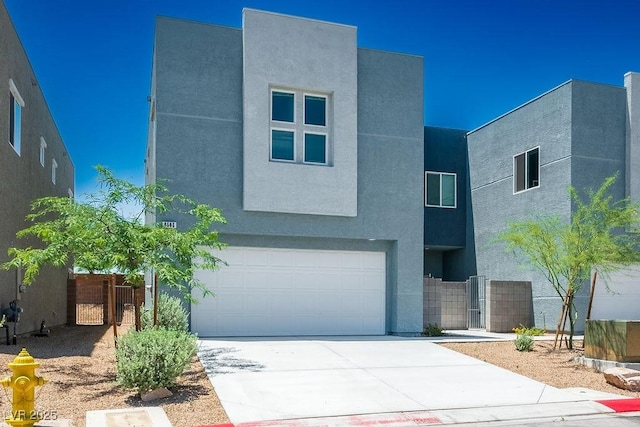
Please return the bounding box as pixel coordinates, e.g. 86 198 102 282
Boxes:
146 10 425 336
0 0 75 332
468 75 638 331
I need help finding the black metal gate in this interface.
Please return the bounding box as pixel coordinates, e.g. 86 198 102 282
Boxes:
76 283 103 325
466 275 486 329
115 285 136 325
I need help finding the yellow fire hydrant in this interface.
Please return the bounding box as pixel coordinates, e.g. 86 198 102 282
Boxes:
0 348 47 427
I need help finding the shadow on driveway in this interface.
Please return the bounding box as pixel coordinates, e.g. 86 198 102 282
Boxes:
198 346 265 375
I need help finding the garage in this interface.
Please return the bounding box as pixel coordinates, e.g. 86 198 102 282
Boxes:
191 247 386 336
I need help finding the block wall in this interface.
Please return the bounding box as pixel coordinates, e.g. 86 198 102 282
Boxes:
485 280 533 333
423 277 467 329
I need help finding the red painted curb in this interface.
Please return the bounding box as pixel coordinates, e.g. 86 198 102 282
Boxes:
596 398 640 413
195 411 441 427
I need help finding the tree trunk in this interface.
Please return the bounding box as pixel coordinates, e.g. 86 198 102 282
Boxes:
133 288 141 331
566 291 575 350
110 274 118 346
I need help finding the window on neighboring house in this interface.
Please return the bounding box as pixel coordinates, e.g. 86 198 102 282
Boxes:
52 159 57 184
8 79 24 155
514 147 539 193
40 137 47 166
425 171 456 208
270 89 329 165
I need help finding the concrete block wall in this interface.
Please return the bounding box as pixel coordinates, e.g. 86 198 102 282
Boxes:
485 280 533 333
423 277 467 329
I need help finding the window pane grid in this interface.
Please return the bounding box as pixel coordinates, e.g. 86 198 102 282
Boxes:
270 88 330 166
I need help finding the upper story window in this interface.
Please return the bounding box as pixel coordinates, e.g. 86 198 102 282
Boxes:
271 129 295 161
304 95 326 126
272 91 294 123
39 137 47 167
270 89 329 166
425 171 456 208
514 147 539 193
51 159 57 185
8 79 24 156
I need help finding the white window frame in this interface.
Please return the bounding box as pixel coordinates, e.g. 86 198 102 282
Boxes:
269 87 331 166
424 171 457 208
303 93 327 127
270 89 296 124
8 79 24 156
513 146 540 194
40 136 47 167
303 131 328 165
269 128 296 163
52 159 57 184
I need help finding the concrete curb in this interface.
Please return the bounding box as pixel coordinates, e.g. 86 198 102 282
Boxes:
196 399 640 427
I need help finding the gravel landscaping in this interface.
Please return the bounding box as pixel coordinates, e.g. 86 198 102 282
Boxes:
440 339 640 398
0 324 228 427
0 326 637 427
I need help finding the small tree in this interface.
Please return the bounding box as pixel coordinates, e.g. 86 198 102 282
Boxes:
1 166 226 329
498 174 640 349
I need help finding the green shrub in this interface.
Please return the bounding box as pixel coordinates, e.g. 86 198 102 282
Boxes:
514 334 534 352
512 324 546 336
422 323 445 337
116 328 197 394
141 292 189 332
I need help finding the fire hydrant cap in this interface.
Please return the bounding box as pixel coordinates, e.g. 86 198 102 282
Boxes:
8 348 39 369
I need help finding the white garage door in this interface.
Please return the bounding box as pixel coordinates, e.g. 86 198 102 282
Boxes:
191 247 386 336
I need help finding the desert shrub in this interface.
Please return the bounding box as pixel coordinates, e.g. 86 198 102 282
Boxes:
512 324 546 336
514 334 534 352
422 323 445 337
116 328 197 394
141 292 189 331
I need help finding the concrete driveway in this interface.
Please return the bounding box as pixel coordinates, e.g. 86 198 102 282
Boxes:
197 336 613 424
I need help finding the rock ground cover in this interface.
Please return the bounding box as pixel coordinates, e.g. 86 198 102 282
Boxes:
440 339 640 398
0 325 228 427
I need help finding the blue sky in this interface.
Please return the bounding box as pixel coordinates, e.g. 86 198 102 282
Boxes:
5 0 640 197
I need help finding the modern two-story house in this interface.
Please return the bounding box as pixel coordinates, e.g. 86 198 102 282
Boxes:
468 75 640 330
146 10 425 336
0 0 75 332
147 7 640 336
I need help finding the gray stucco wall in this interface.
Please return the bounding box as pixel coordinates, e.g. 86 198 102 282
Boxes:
0 0 74 332
468 82 574 331
242 9 358 217
468 80 628 332
149 15 424 334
